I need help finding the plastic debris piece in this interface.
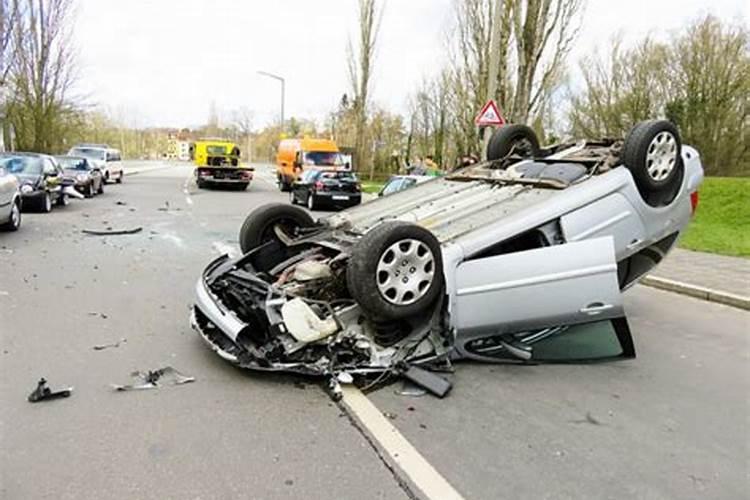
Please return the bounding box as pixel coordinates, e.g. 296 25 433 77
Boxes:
111 366 195 392
82 227 143 236
92 338 126 351
28 378 73 403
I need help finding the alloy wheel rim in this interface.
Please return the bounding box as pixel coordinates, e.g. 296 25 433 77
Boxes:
45 194 51 211
307 194 313 209
376 238 435 305
646 131 677 182
11 203 19 227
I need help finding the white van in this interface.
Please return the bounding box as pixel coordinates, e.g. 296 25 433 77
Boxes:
67 146 124 184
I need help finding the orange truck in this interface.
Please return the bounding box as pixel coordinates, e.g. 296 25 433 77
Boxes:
275 138 347 191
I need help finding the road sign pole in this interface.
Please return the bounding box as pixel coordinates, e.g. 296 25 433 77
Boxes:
482 0 504 161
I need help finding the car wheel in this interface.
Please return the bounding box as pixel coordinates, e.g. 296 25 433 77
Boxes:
104 172 110 184
56 193 69 207
86 183 94 198
97 180 104 194
306 193 316 211
1 201 21 231
40 192 52 213
487 124 541 162
116 171 123 183
289 191 297 205
621 120 684 206
347 221 444 320
278 177 291 192
238 203 315 254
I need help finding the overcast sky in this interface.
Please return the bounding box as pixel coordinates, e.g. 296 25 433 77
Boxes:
74 0 747 129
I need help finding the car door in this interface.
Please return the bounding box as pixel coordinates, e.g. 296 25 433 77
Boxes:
452 236 633 363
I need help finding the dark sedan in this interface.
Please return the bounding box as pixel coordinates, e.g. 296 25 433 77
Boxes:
55 155 104 197
290 169 362 211
0 153 68 212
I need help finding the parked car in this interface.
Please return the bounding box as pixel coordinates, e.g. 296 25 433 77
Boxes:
290 169 362 210
378 174 433 197
0 153 70 212
192 120 703 396
67 146 124 184
55 155 104 197
0 162 22 231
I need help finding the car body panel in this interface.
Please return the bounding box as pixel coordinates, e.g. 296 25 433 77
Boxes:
0 165 21 225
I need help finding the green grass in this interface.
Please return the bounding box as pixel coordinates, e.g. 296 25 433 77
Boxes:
679 177 750 257
361 181 385 194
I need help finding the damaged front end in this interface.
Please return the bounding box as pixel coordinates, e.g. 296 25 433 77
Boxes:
191 233 452 394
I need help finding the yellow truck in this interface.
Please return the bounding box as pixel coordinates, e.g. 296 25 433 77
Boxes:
275 138 345 191
194 140 253 190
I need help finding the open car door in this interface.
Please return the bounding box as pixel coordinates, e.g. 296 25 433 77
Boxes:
452 237 634 363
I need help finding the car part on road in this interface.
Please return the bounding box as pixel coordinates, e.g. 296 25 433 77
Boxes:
28 378 73 403
396 363 452 398
486 124 541 162
238 203 315 254
111 366 195 391
82 227 143 236
92 338 127 350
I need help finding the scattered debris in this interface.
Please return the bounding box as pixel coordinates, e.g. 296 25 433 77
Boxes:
82 227 143 236
419 423 428 429
92 338 126 351
397 363 452 398
395 380 427 397
115 200 127 205
111 366 195 391
28 378 73 403
383 412 398 420
570 411 604 426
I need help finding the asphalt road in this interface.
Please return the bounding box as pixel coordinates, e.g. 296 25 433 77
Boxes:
1 161 747 500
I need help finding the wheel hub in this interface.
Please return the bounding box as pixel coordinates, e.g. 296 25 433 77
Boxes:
376 239 435 305
646 131 677 182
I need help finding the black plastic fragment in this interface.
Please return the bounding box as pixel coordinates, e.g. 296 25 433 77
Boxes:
28 378 73 403
397 363 452 398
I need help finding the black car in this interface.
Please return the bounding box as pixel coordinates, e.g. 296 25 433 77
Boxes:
290 169 362 211
55 155 104 197
0 153 69 212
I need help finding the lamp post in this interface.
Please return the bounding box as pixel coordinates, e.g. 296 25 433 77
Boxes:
257 70 285 130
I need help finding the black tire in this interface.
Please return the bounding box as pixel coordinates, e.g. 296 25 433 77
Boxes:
86 183 94 198
39 192 52 213
104 171 110 184
347 221 444 320
1 200 21 231
238 203 315 254
278 176 291 192
487 124 541 161
289 190 297 205
97 180 104 194
306 192 316 211
116 171 123 183
621 120 684 203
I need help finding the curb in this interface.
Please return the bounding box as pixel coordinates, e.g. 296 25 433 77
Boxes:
640 276 749 311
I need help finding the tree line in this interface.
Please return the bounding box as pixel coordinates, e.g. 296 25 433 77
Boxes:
1 0 747 177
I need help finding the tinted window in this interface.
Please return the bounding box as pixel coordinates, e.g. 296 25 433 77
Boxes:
70 147 106 161
304 151 342 166
57 157 89 170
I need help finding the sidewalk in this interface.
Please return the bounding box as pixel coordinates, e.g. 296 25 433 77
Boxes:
642 248 749 310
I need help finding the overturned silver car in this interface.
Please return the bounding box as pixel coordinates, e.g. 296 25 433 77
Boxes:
191 120 703 397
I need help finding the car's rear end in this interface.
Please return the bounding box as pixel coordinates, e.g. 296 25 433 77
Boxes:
311 170 362 208
194 141 253 190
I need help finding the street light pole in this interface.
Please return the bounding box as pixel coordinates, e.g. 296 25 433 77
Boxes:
257 71 285 130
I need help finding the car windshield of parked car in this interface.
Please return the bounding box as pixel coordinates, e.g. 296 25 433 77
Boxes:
69 147 106 161
56 157 89 171
304 151 342 166
0 156 42 175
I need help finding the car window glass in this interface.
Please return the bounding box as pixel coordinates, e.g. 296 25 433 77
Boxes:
382 178 404 195
42 159 56 174
403 178 417 188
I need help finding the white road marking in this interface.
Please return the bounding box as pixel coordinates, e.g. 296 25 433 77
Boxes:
212 241 238 258
341 386 466 500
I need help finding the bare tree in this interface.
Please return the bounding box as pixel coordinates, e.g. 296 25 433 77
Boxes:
7 0 77 152
509 0 583 123
232 106 254 161
0 0 21 86
347 0 382 179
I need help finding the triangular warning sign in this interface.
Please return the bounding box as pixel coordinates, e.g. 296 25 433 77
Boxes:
475 100 505 126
